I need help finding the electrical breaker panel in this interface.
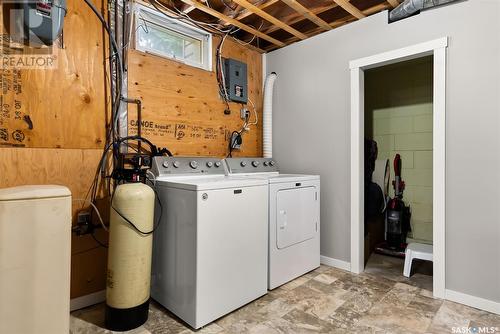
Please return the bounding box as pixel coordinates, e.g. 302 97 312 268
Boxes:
224 58 248 104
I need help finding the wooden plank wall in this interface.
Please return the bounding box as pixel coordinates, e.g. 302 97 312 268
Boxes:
0 0 109 299
0 1 263 299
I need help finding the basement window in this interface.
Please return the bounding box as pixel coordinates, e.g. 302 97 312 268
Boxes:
134 3 212 71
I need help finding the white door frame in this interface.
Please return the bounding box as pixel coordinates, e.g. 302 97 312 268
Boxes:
349 37 448 299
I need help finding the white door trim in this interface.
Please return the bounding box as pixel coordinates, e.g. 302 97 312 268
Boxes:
349 37 448 299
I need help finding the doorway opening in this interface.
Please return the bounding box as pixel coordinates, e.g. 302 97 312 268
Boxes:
349 38 447 298
364 56 434 291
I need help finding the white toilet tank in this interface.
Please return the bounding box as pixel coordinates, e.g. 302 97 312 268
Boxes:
0 185 72 334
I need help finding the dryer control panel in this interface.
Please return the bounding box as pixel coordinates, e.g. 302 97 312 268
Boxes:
225 158 279 174
152 157 225 176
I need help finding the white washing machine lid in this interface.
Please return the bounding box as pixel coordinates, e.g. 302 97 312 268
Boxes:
268 174 320 184
155 176 267 191
226 173 319 184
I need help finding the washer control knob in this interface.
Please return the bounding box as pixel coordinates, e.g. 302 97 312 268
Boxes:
240 161 247 167
173 161 180 168
214 161 221 168
206 161 213 168
162 161 169 168
252 161 260 167
190 161 199 169
269 160 275 166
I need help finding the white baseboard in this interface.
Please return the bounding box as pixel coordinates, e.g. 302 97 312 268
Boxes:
445 289 500 315
320 255 351 272
70 290 106 311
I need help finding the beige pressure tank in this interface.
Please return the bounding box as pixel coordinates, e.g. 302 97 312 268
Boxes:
105 182 155 331
0 185 71 334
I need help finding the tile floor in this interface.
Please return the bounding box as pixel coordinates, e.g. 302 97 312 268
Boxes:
71 254 500 333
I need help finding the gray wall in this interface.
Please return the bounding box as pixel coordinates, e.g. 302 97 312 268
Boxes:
266 0 500 303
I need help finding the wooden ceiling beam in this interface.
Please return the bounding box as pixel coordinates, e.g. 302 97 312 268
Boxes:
235 0 279 21
266 2 389 51
386 0 400 8
230 0 308 40
333 0 365 19
178 0 286 47
279 0 332 31
222 3 242 17
180 4 196 13
262 2 338 35
223 0 280 26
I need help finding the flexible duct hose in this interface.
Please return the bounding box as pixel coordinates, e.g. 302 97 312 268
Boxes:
263 72 277 158
389 0 458 22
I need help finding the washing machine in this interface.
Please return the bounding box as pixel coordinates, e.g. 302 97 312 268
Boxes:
224 158 320 290
150 157 268 329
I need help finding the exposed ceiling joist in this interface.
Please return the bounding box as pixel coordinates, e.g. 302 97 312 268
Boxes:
386 0 400 8
222 3 242 17
230 0 308 40
180 4 196 13
266 2 389 51
279 0 332 31
262 2 338 35
178 0 286 47
229 0 280 23
333 0 366 19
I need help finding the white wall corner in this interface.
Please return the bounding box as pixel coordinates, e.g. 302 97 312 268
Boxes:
445 289 500 315
320 255 351 272
70 290 106 312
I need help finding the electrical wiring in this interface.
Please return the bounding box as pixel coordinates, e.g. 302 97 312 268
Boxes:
231 20 264 47
83 0 129 212
147 0 233 35
247 97 258 126
91 233 109 248
218 32 230 102
215 31 233 112
110 177 163 235
80 0 179 248
73 198 108 232
84 0 123 139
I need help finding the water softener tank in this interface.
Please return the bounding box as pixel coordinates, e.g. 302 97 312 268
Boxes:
0 185 71 334
106 183 155 331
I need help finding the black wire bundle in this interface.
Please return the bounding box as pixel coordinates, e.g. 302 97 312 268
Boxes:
82 0 172 248
81 0 258 246
216 33 231 113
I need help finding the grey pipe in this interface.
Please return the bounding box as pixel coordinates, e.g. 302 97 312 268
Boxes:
389 0 459 22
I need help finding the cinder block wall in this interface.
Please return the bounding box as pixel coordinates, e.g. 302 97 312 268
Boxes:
365 57 433 244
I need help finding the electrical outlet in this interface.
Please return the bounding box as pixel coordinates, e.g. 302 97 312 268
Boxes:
240 107 250 120
73 211 93 236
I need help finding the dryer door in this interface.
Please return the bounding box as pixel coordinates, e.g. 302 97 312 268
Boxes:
276 186 317 249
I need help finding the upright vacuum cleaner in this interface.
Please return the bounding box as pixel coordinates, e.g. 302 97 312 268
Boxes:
385 154 412 251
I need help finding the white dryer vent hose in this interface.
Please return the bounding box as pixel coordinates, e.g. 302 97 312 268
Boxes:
263 72 277 158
